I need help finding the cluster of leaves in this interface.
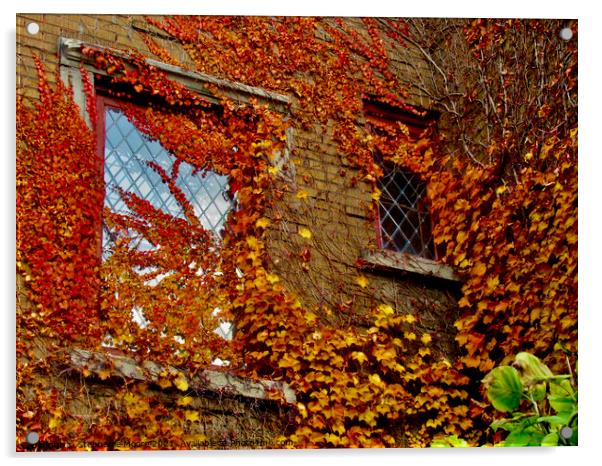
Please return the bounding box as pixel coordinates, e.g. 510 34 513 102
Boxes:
429 135 577 374
17 59 103 341
17 59 103 448
426 17 577 380
85 45 290 368
16 16 577 449
484 352 577 446
432 352 577 447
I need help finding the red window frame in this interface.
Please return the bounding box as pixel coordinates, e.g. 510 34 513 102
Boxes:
95 94 130 258
95 93 235 259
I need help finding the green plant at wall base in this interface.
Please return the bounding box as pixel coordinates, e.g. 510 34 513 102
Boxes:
484 352 577 447
430 352 577 447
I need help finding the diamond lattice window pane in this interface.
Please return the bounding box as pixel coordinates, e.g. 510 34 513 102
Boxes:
378 166 435 259
103 107 233 254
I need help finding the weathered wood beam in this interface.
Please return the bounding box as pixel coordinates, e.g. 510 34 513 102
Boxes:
361 249 462 283
70 348 297 404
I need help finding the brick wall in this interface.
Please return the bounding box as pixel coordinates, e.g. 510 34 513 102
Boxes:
16 14 461 448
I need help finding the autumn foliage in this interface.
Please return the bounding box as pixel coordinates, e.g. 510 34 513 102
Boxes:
16 17 576 449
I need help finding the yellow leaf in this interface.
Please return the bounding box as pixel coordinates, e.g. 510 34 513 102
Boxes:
351 351 368 364
404 314 416 324
48 416 60 429
486 275 499 291
332 422 346 436
454 252 466 266
404 331 417 341
368 373 383 386
297 402 308 419
355 275 369 288
566 232 577 244
174 374 189 392
246 236 260 249
123 392 138 405
98 368 111 380
378 304 394 316
371 188 382 201
359 410 377 427
459 258 471 269
421 333 432 345
296 190 309 200
374 347 396 362
185 410 199 422
266 273 280 284
298 227 312 239
256 217 270 228
177 396 194 407
268 165 280 175
278 353 301 371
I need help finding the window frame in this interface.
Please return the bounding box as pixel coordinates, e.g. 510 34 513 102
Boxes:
361 100 461 282
374 161 436 259
59 35 294 260
58 36 293 177
95 93 236 258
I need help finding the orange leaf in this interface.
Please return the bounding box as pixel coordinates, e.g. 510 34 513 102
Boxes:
473 262 487 276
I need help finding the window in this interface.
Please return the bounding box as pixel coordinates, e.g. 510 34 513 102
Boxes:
97 96 233 257
57 37 295 362
377 165 435 259
361 101 460 281
364 101 437 260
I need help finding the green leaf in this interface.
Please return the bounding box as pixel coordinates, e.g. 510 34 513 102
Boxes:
490 418 510 432
531 382 547 401
513 352 553 386
430 435 470 448
447 435 470 447
527 431 546 446
541 432 559 446
549 378 575 398
502 430 533 447
484 366 523 412
430 438 451 448
548 395 575 414
537 413 571 427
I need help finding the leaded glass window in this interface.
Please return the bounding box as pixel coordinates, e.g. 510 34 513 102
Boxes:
378 165 435 259
102 105 233 255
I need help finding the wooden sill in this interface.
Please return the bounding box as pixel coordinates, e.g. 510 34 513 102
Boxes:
361 249 463 283
70 348 296 404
